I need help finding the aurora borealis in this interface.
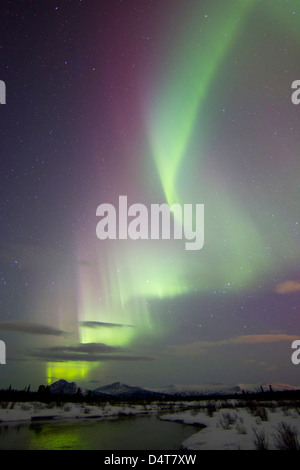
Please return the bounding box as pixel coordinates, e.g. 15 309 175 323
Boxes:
1 0 300 389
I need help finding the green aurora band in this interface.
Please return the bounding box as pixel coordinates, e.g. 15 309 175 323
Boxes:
47 1 300 382
147 0 255 206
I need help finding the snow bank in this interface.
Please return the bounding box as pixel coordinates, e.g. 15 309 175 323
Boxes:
160 402 300 450
0 402 157 423
0 401 194 424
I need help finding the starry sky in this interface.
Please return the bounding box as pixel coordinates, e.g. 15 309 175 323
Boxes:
1 0 300 390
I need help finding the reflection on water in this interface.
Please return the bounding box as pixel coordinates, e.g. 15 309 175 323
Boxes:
0 415 201 450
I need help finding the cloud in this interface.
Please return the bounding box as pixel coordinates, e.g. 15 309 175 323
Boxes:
225 334 299 345
36 343 128 354
79 321 135 328
167 334 299 357
265 365 277 371
0 322 67 336
29 351 156 363
244 358 277 371
27 342 155 363
8 355 29 362
275 280 300 294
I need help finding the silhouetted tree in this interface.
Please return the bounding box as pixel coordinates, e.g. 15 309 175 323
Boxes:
38 385 46 394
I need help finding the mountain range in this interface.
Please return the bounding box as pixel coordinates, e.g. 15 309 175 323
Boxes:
48 379 298 398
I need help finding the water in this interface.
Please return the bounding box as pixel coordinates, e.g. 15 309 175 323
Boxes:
0 415 201 450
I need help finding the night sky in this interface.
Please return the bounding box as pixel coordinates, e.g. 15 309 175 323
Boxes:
1 0 300 390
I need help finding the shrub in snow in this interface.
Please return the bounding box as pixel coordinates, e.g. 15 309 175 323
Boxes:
235 421 247 435
247 401 258 416
255 407 268 421
282 406 291 417
252 427 268 450
273 422 300 450
20 404 32 411
218 411 237 430
205 402 216 417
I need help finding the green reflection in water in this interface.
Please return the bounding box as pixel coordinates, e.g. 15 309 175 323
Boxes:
26 416 200 450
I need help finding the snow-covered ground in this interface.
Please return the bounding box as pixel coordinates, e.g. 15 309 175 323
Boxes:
160 400 300 450
0 401 192 424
